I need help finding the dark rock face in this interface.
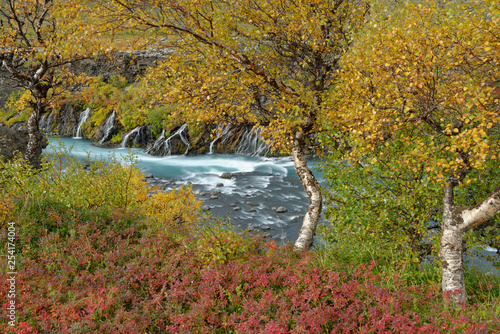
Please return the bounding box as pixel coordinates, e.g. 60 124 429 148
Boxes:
0 125 47 161
55 104 81 137
1 50 169 110
0 68 19 110
1 51 288 157
70 50 171 84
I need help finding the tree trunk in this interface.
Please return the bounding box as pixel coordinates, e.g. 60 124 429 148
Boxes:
440 183 500 304
292 136 322 251
440 184 467 303
23 102 44 169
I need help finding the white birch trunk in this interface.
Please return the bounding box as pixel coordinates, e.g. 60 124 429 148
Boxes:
440 184 500 304
23 103 44 169
292 137 322 251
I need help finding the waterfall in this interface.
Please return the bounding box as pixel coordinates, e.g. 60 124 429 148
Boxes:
236 126 270 156
120 126 140 148
99 110 116 144
74 107 91 139
209 123 233 154
145 124 190 156
39 114 47 131
146 129 165 154
45 111 53 134
164 124 190 155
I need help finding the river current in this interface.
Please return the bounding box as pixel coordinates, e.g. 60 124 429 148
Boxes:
43 137 499 275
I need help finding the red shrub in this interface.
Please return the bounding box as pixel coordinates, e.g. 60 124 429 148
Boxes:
0 211 493 333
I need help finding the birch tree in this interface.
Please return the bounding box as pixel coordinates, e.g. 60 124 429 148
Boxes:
0 0 106 167
94 0 369 250
327 0 500 303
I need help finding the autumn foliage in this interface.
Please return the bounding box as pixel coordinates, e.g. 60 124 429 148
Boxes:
0 150 497 332
0 209 494 333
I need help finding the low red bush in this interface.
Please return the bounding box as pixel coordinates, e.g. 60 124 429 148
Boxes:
0 210 492 333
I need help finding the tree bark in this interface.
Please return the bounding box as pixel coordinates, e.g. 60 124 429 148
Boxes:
440 183 500 304
292 135 322 251
23 101 44 169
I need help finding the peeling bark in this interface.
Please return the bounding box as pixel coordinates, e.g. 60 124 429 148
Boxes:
292 136 322 251
440 183 500 304
23 102 44 169
440 227 466 303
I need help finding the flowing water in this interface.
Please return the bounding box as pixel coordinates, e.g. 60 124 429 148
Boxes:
74 107 91 139
44 137 324 245
99 110 116 143
43 137 499 274
119 126 140 148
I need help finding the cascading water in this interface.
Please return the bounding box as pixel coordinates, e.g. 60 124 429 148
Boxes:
120 126 140 148
236 126 270 156
146 129 165 154
45 111 53 134
74 107 91 139
99 110 116 144
39 114 47 131
145 124 190 156
209 123 233 154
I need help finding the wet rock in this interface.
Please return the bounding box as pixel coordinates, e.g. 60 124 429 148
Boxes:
144 173 154 178
230 202 240 207
233 206 241 211
202 205 211 211
216 183 224 187
276 206 288 213
260 226 272 230
271 207 277 211
220 172 234 179
210 195 219 199
245 201 258 207
248 208 257 213
199 191 207 196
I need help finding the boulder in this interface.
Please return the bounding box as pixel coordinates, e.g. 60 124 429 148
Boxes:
220 172 234 179
275 206 288 213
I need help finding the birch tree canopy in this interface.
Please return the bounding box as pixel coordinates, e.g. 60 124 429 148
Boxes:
326 0 500 304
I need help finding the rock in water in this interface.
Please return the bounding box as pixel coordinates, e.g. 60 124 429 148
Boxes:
275 206 288 213
220 172 234 179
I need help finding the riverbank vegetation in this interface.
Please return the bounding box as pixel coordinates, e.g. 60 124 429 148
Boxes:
1 0 500 329
1 152 499 332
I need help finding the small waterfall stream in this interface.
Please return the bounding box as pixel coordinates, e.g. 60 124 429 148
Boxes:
39 114 47 131
120 126 140 148
74 107 91 139
99 110 116 144
209 123 233 154
146 124 190 155
236 126 270 156
146 129 165 154
45 111 54 134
